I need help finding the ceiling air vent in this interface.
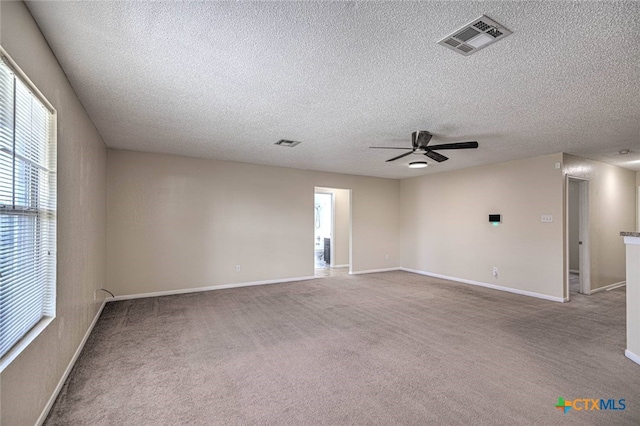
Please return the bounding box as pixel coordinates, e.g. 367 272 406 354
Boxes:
438 15 512 56
275 139 301 147
444 38 460 48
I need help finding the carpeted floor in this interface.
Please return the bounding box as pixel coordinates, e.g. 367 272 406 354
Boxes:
45 271 639 425
314 266 349 278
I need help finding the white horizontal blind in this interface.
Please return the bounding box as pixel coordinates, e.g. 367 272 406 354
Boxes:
0 57 56 359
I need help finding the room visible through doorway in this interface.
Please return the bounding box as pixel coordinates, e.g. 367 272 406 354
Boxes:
314 192 332 269
314 187 351 278
567 177 590 299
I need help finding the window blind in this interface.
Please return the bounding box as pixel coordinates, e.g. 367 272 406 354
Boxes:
0 56 56 360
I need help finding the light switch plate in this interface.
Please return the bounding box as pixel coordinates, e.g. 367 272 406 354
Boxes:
541 214 553 223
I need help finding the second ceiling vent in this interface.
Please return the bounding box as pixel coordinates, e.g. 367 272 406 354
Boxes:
438 15 512 56
275 139 301 147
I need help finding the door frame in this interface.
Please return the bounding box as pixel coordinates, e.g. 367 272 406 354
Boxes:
565 175 590 300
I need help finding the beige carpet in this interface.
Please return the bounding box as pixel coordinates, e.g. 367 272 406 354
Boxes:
45 271 639 425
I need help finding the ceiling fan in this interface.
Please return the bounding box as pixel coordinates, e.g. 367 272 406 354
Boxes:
370 131 479 163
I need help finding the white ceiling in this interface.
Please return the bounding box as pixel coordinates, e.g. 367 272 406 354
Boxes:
25 1 640 179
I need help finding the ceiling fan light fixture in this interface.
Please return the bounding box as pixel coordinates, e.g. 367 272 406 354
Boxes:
371 130 478 164
409 161 428 169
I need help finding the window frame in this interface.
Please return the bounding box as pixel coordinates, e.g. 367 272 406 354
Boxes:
0 47 57 373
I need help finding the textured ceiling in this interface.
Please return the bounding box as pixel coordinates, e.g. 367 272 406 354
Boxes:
25 1 640 179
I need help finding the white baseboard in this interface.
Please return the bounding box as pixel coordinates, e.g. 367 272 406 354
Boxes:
401 267 565 303
109 276 316 302
330 264 349 268
625 350 640 366
349 267 400 275
37 298 107 426
590 281 626 294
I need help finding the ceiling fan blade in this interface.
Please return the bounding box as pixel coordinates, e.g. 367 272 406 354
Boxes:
369 146 414 150
415 131 433 147
426 141 479 150
386 150 415 162
425 150 448 162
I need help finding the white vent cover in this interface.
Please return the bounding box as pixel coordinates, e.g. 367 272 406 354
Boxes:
275 139 301 147
438 15 512 56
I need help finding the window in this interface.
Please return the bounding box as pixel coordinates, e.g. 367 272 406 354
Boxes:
0 51 56 370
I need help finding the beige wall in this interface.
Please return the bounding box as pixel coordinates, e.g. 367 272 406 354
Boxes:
315 187 350 267
401 153 565 299
107 150 399 296
0 2 107 425
563 154 636 291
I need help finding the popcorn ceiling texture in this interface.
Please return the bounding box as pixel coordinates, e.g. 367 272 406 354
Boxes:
26 1 640 179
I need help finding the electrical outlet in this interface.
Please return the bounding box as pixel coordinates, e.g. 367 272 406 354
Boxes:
385 254 390 261
93 289 97 301
236 265 241 273
492 267 498 277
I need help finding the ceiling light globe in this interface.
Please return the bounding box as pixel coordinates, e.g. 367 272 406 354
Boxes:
409 162 428 169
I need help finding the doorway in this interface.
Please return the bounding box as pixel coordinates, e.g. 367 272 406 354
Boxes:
314 187 351 277
567 177 590 299
314 192 333 269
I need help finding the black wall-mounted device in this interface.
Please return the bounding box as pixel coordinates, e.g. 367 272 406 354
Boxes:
489 214 502 223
